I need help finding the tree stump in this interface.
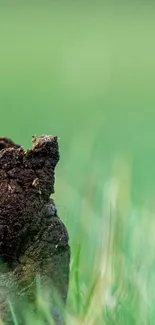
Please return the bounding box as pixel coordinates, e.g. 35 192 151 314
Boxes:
0 135 70 324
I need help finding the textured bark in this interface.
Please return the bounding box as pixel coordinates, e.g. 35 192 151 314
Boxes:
0 135 70 324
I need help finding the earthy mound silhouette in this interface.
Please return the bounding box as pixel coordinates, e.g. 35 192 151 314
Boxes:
0 135 70 324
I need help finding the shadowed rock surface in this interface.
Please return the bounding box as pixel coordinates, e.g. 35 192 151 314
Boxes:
0 135 70 324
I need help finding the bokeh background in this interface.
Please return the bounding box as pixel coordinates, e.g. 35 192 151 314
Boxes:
0 1 155 208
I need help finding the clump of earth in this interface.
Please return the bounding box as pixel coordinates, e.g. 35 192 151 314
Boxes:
0 135 70 324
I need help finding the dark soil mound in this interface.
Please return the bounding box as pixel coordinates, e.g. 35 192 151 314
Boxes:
0 135 70 324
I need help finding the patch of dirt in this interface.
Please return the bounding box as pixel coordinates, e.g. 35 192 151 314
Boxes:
0 135 70 324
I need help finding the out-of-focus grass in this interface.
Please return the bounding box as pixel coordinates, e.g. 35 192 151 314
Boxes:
63 158 155 325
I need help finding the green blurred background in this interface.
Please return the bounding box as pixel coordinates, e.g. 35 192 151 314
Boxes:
0 2 155 206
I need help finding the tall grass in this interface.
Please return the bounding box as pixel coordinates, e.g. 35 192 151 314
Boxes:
59 158 155 325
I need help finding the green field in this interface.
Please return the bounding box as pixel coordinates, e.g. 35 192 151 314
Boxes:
0 2 155 324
